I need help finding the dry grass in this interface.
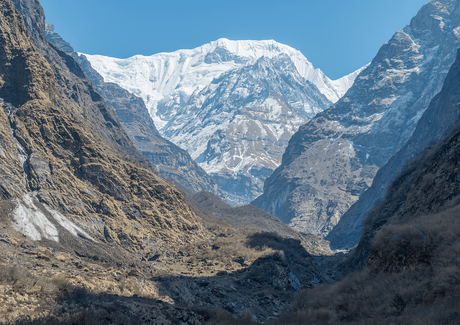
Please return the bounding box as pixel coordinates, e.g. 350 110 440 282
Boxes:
262 203 460 325
0 264 144 325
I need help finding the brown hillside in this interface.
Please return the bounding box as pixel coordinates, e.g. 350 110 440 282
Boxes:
0 1 328 323
1 0 206 256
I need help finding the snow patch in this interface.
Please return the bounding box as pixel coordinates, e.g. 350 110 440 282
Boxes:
11 195 59 242
11 194 94 242
454 26 460 38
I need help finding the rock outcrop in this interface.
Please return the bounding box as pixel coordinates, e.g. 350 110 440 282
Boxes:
253 0 460 236
1 0 207 256
329 47 460 249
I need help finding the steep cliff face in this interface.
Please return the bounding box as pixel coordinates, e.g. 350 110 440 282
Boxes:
276 120 460 323
253 0 460 236
272 46 460 324
329 48 460 249
331 45 460 269
10 0 151 167
0 0 207 255
350 108 460 271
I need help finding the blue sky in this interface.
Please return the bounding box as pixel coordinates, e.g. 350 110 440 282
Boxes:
40 0 429 80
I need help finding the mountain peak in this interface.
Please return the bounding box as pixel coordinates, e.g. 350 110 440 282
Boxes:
83 38 362 130
209 38 299 60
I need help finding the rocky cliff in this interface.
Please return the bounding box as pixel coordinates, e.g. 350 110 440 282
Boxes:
271 44 460 325
45 24 219 195
253 0 460 236
0 0 207 257
328 47 460 249
347 52 460 268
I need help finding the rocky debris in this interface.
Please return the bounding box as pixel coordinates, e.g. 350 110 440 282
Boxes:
253 0 460 236
223 302 236 313
36 248 53 261
277 271 302 291
127 269 144 278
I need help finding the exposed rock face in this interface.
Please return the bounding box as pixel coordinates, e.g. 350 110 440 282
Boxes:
45 24 219 195
1 0 207 254
253 0 460 236
84 39 363 205
334 46 460 269
329 48 460 249
350 105 460 272
161 54 331 204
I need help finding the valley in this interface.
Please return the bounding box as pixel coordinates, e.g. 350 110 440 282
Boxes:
2 0 460 324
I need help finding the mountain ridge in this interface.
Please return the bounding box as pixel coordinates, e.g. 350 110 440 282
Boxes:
83 38 363 130
45 23 220 195
253 0 460 236
161 53 331 204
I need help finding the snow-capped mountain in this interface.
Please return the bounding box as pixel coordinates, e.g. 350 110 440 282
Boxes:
160 54 331 203
83 38 361 130
83 39 363 205
253 0 460 236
